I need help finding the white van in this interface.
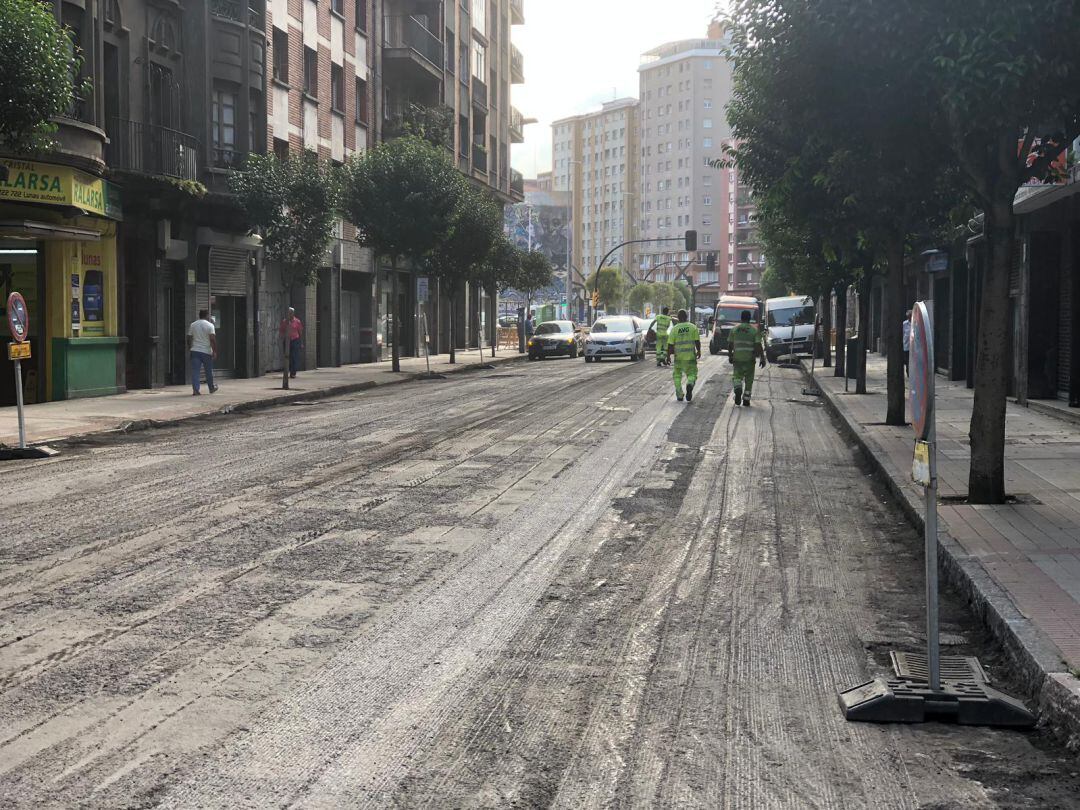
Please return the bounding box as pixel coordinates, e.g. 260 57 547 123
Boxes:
764 295 817 362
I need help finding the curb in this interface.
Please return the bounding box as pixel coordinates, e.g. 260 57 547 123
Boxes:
1026 399 1080 430
11 354 527 452
805 365 1080 750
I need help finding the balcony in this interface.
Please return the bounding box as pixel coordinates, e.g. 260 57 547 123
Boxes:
472 143 488 174
510 168 524 200
383 15 444 82
510 107 524 143
510 44 524 84
210 0 262 28
106 118 200 181
510 0 524 25
472 77 488 110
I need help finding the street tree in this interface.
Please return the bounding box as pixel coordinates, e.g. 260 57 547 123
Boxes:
925 1 1080 502
230 149 340 389
628 283 653 315
588 266 626 313
341 136 463 372
0 0 89 153
759 265 787 301
652 281 677 314
423 183 502 363
513 249 555 314
476 235 523 356
727 0 961 423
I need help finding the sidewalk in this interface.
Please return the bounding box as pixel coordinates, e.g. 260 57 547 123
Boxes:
811 356 1080 744
0 349 524 448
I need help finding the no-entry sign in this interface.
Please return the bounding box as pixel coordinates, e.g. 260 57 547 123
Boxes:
909 302 933 441
7 292 29 343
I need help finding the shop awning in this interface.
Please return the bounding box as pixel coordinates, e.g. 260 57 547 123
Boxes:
0 220 102 241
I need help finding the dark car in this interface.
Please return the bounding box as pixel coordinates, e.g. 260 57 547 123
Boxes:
528 320 584 360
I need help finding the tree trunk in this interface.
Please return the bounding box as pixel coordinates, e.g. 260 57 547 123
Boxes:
391 263 401 373
968 199 1013 503
856 271 871 394
884 237 907 425
820 287 833 368
834 283 848 377
282 289 291 390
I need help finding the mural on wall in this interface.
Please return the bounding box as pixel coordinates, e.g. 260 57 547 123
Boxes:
505 191 571 305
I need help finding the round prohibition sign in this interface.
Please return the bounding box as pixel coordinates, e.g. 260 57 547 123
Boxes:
909 302 934 441
7 292 29 343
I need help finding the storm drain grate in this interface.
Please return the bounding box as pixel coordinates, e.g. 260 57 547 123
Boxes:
890 651 989 684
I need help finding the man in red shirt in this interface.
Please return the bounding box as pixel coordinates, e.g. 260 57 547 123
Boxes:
279 307 304 378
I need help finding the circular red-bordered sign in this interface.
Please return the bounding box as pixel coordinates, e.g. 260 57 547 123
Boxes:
909 302 934 440
6 292 29 343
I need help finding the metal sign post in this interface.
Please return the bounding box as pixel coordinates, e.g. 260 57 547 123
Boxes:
838 301 1034 727
4 291 58 460
910 302 940 691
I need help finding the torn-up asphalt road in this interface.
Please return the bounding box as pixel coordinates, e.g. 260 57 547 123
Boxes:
2 358 1079 808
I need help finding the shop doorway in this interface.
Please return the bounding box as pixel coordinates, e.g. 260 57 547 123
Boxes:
211 295 246 377
0 242 44 406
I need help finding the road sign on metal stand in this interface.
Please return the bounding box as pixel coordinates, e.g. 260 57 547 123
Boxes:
2 292 58 461
838 301 1034 728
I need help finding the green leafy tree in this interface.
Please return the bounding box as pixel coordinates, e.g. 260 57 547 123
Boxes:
387 103 455 150
628 283 653 315
588 266 626 313
673 280 693 313
230 149 340 389
0 0 88 152
514 249 555 309
341 137 463 372
423 183 502 363
759 265 787 300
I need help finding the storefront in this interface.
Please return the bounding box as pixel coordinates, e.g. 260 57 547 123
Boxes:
0 158 124 404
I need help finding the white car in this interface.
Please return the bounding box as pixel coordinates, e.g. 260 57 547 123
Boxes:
584 316 646 362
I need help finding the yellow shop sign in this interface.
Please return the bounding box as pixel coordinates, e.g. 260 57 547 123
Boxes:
0 159 116 218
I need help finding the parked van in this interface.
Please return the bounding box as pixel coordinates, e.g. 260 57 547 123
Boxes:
764 295 817 362
709 295 761 355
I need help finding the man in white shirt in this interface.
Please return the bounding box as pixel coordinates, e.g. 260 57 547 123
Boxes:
902 310 912 377
187 309 218 395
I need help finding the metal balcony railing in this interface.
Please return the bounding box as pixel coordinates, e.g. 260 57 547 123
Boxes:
383 15 444 71
472 78 488 109
472 143 488 174
510 44 524 82
210 0 261 26
106 118 200 180
510 168 524 196
510 0 524 25
510 107 524 137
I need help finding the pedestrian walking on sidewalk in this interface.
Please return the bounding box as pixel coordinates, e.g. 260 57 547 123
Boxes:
668 309 701 402
653 306 672 367
280 308 304 378
728 309 766 407
187 309 218 396
902 310 912 377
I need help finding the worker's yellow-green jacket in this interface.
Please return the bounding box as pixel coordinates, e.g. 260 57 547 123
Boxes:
728 322 764 363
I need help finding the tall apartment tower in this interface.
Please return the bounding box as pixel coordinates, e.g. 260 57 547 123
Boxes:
552 98 640 305
638 36 758 305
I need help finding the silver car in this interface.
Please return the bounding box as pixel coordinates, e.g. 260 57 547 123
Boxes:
584 316 646 363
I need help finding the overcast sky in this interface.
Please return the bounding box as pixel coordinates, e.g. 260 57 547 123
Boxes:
510 0 719 179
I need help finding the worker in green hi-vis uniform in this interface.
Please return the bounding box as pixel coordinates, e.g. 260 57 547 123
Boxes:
728 309 766 406
667 309 701 402
653 306 672 367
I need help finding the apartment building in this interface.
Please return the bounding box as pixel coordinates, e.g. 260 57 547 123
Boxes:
552 98 640 309
638 35 752 305
0 0 527 404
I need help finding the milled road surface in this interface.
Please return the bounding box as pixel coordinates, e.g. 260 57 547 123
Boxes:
1 357 1078 809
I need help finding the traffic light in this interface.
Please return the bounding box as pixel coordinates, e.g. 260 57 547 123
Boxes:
684 230 697 252
591 289 600 308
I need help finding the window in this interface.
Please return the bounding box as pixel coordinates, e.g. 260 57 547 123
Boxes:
472 0 486 36
703 234 712 245
355 77 368 124
356 0 367 31
331 63 344 112
703 195 712 206
249 90 263 152
304 46 318 97
703 118 713 129
703 216 712 226
211 85 237 165
703 137 713 148
704 99 712 109
274 137 289 161
445 33 455 73
472 40 485 80
331 0 343 16
272 28 289 83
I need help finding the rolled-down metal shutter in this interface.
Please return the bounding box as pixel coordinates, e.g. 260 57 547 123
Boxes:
209 247 249 296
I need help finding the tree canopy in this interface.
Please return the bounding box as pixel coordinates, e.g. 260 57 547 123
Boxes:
0 0 87 152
